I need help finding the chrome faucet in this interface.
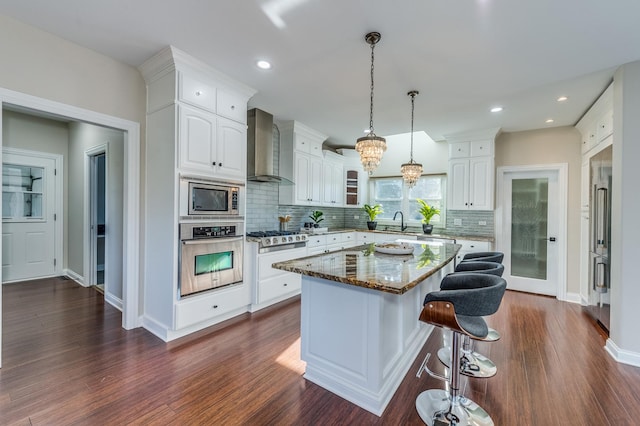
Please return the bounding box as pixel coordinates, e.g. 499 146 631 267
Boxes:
393 211 407 231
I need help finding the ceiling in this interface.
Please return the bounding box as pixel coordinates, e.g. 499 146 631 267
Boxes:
2 0 640 147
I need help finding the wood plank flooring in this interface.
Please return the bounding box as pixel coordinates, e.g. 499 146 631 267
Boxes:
2 277 640 425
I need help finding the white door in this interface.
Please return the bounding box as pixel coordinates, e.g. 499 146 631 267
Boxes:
498 167 567 296
2 151 58 282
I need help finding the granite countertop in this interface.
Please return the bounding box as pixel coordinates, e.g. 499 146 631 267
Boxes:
272 241 460 295
307 228 494 243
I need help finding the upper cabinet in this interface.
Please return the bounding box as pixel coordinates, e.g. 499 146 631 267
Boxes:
322 151 344 206
338 148 369 208
279 121 330 206
445 128 500 211
141 46 256 183
576 83 613 156
178 105 247 180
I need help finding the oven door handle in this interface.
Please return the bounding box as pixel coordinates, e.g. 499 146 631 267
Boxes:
182 236 244 245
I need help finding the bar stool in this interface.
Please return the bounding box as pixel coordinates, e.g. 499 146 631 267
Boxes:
438 261 504 378
460 251 504 264
416 273 506 426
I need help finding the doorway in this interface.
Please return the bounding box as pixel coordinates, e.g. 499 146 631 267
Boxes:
496 164 568 298
0 88 141 368
89 150 106 291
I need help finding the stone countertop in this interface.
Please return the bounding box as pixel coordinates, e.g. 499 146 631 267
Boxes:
306 228 494 243
272 241 460 295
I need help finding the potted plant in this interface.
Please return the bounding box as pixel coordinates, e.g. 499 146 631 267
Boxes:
363 204 383 230
416 199 440 234
308 210 324 228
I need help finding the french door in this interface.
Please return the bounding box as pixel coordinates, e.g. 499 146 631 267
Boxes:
497 165 567 297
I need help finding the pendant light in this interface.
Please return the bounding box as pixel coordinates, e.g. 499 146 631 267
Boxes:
400 90 423 187
355 32 386 173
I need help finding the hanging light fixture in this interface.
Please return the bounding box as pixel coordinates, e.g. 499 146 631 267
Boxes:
401 90 423 187
356 32 386 173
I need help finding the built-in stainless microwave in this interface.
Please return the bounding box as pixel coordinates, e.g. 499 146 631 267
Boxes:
182 180 240 216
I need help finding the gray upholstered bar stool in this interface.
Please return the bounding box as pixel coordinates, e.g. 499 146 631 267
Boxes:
416 273 506 426
460 251 504 264
438 261 504 378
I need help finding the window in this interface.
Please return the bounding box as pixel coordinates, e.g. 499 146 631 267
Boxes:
370 175 446 225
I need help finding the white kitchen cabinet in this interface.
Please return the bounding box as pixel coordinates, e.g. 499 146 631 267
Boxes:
448 156 493 210
254 247 305 308
445 131 498 211
322 153 344 207
455 239 491 264
356 232 374 245
279 121 328 206
292 152 323 205
140 46 256 340
576 82 613 301
179 105 247 180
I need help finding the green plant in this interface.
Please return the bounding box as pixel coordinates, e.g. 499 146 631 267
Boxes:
363 204 383 222
416 199 440 224
308 210 324 225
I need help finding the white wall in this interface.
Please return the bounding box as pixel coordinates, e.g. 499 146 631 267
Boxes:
68 122 124 300
495 126 582 295
1 110 70 268
611 61 640 358
0 15 145 125
370 131 448 177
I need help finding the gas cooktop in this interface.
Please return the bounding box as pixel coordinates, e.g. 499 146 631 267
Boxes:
246 230 307 249
246 231 296 238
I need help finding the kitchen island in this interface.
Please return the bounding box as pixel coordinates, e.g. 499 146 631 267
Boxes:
272 240 460 416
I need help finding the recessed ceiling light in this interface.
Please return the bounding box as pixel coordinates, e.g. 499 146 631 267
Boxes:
557 96 568 102
490 107 503 113
256 60 272 70
545 119 554 123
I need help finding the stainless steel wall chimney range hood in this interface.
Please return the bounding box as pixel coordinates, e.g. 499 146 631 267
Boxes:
247 108 292 184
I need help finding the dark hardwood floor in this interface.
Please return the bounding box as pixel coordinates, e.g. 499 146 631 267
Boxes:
2 277 640 425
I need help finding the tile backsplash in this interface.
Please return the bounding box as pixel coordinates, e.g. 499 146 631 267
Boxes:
246 183 495 237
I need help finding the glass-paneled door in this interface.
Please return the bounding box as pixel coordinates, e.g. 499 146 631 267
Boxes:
501 169 562 296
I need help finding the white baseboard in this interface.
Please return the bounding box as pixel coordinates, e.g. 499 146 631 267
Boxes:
104 293 123 312
605 339 640 367
64 269 86 286
563 292 582 304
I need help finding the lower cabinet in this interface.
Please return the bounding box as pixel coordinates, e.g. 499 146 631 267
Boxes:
252 246 307 310
455 239 491 263
174 284 249 329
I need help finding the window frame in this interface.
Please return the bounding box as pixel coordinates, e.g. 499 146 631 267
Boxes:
368 174 447 227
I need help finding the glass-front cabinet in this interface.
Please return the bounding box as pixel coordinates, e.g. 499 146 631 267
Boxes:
2 164 44 221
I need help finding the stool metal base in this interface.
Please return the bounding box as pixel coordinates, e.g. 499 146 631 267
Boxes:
485 327 500 342
416 389 494 426
437 347 497 378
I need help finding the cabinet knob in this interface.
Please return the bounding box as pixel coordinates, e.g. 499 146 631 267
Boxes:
195 91 202 96
283 283 288 286
212 161 217 166
212 305 218 309
219 163 222 167
231 105 235 110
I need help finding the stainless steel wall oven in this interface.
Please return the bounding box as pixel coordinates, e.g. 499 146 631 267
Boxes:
179 221 244 298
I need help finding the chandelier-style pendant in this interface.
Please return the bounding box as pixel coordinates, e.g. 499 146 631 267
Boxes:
401 90 423 187
356 32 386 173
